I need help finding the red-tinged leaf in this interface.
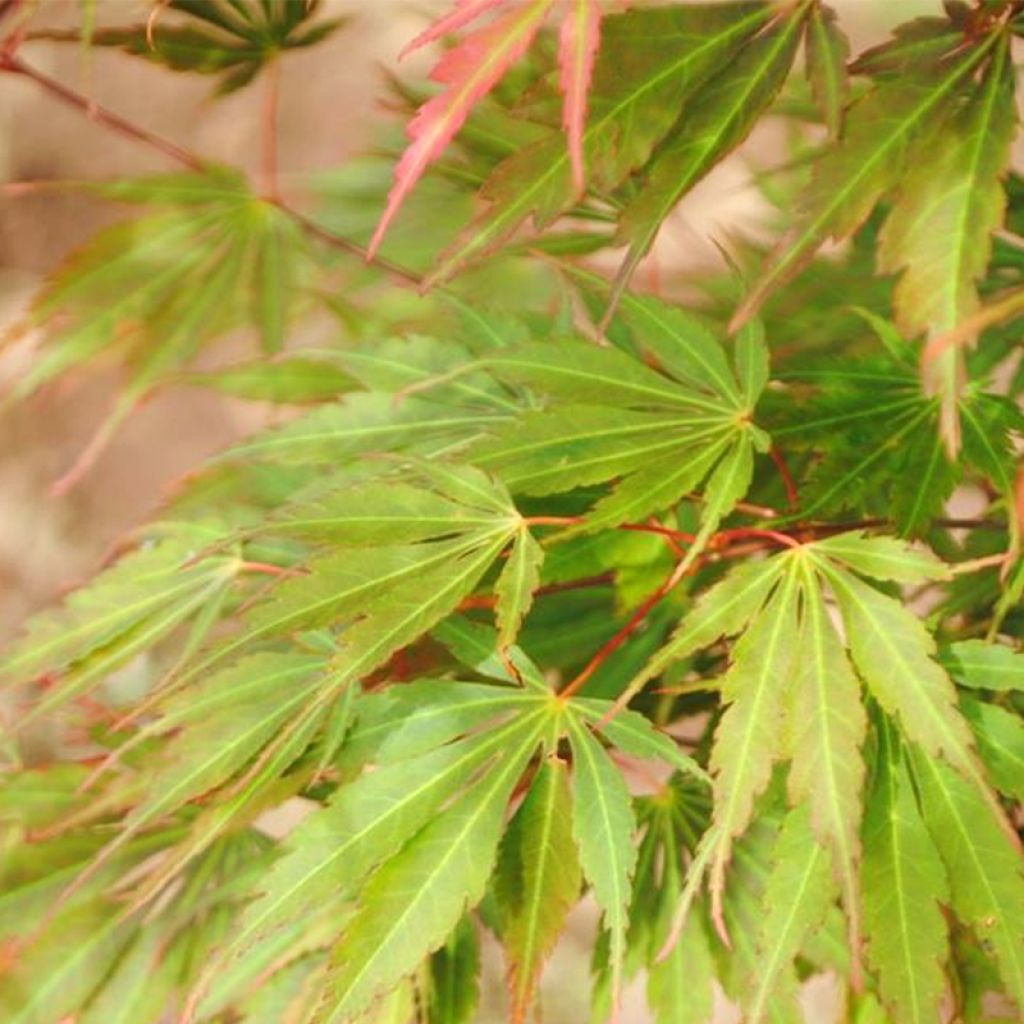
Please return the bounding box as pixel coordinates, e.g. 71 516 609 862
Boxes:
370 0 554 257
558 0 602 193
399 0 508 59
730 29 996 333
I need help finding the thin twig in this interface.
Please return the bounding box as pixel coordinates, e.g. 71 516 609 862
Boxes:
769 445 799 512
0 52 205 171
0 53 425 288
260 58 281 202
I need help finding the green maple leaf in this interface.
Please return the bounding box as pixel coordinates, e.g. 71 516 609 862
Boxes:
861 722 950 1024
429 1 778 284
494 757 582 1018
32 0 347 95
734 19 1004 329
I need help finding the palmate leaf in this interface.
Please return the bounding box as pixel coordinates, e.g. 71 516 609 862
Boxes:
494 757 581 1020
0 538 240 726
628 531 999 975
609 3 807 305
877 33 1016 450
370 0 555 257
733 16 1004 330
32 0 346 95
429 1 777 284
475 307 767 545
861 723 950 1024
213 698 545 976
17 171 314 405
189 466 531 673
314 711 548 1022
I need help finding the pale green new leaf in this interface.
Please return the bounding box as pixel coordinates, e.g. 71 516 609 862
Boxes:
861 726 950 1024
788 563 865 957
495 757 581 1017
315 712 545 1022
911 750 1024 1010
221 710 541 974
495 527 544 649
707 563 799 911
746 804 835 1024
567 715 638 1004
808 530 949 584
821 561 984 793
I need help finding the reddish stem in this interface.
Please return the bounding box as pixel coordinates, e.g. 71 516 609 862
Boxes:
239 560 290 577
260 58 281 202
769 445 799 512
0 52 204 170
714 526 802 550
559 562 681 700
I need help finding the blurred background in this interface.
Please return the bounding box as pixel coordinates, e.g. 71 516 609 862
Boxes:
0 2 937 1021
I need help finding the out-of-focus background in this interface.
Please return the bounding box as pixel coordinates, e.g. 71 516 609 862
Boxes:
0 2 935 1021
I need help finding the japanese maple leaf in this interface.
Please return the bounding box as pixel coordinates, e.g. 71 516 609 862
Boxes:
370 0 603 257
